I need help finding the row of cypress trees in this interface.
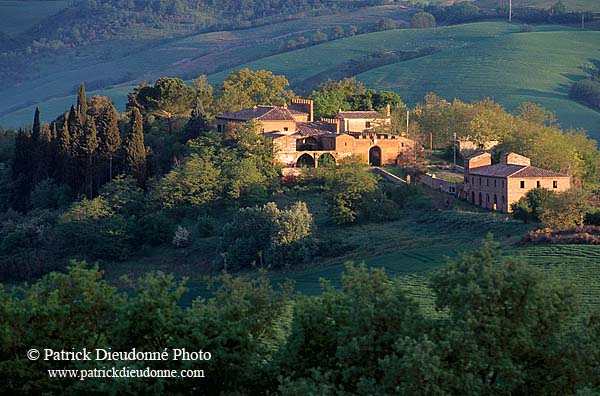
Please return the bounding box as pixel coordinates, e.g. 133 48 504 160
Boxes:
12 84 147 211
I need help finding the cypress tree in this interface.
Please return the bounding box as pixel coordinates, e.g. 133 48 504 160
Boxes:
11 129 33 211
58 117 72 185
125 107 147 187
32 107 41 142
96 102 121 181
51 122 58 140
35 122 53 182
82 116 99 197
77 83 87 118
184 97 211 141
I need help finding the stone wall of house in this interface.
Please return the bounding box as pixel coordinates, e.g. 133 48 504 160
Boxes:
506 176 570 211
465 175 509 211
419 174 462 196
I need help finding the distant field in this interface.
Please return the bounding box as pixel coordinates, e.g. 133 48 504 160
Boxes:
2 20 600 140
0 5 412 127
358 28 600 138
208 22 600 139
476 0 600 12
0 0 69 35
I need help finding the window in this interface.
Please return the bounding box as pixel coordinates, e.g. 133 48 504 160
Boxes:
217 124 223 133
365 121 371 128
486 194 490 202
479 178 482 186
536 181 541 188
401 143 404 147
450 186 456 193
520 181 525 189
494 179 497 187
472 177 474 184
486 179 489 187
502 195 505 204
553 180 558 189
502 180 505 188
284 127 289 132
344 142 347 146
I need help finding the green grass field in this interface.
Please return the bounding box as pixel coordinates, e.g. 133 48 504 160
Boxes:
0 0 69 35
206 22 600 139
0 5 411 128
476 0 600 12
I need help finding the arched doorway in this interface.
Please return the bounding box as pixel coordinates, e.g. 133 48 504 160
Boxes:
369 146 382 166
296 153 315 168
318 153 336 168
478 193 482 206
471 191 475 203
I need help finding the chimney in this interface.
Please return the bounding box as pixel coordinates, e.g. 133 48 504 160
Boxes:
386 104 390 117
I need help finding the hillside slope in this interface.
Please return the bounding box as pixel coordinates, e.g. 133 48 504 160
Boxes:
208 22 600 138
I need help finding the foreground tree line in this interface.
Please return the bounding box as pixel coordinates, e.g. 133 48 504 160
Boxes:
0 238 598 395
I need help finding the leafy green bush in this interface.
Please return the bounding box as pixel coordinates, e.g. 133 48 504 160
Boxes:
30 178 71 210
133 211 175 247
221 201 315 270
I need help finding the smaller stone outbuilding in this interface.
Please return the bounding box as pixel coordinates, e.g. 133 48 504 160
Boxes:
462 152 571 213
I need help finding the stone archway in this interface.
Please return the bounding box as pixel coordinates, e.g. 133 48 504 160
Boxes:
296 153 315 168
369 146 382 166
318 153 336 168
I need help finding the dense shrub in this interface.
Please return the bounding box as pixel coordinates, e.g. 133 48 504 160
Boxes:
221 201 315 270
133 211 175 247
570 79 600 111
511 187 556 223
540 189 590 230
30 178 71 210
411 12 436 28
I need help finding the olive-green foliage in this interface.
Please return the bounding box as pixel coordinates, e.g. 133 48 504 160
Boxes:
152 153 221 209
511 187 556 223
0 262 123 396
540 189 591 230
323 158 378 224
0 263 293 395
1 239 599 395
221 201 314 270
215 68 295 114
278 263 424 393
30 178 71 210
426 236 580 396
98 175 145 216
411 11 436 28
0 211 59 280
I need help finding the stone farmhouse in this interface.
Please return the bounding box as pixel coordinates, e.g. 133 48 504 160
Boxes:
215 98 414 169
462 152 571 213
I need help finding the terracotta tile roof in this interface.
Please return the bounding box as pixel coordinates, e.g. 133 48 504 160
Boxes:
510 166 568 178
469 164 526 177
335 111 383 119
288 108 307 115
296 121 337 136
216 106 295 121
469 164 567 178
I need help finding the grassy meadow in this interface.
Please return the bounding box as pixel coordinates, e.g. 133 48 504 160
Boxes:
146 183 600 315
0 5 412 127
0 0 69 35
209 22 600 138
3 20 600 139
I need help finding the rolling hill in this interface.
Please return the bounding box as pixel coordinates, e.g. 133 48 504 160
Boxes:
2 19 599 140
208 22 600 138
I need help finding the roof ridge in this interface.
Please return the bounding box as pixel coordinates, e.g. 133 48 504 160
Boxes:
506 165 528 177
